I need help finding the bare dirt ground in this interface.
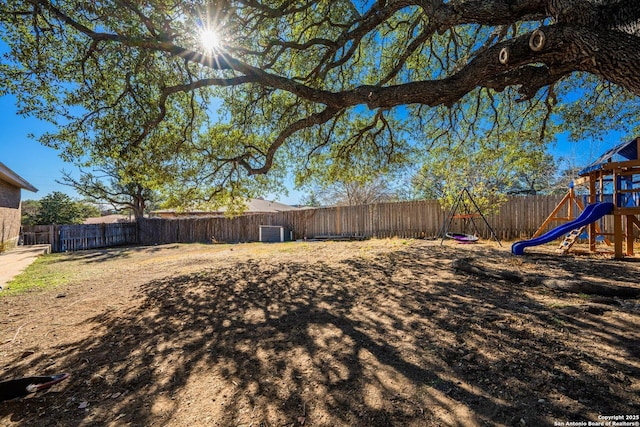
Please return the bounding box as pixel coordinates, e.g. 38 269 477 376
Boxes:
0 239 639 426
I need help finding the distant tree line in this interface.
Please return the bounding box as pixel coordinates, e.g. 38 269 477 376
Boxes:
301 157 579 213
21 191 101 226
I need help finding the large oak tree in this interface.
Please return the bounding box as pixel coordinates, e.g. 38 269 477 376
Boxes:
1 1 639 204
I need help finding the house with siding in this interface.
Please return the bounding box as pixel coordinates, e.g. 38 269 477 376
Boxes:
0 162 37 251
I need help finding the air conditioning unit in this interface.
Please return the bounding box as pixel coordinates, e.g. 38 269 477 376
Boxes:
259 225 293 243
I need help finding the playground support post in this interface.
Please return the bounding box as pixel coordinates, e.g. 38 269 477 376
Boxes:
614 213 623 258
626 215 635 256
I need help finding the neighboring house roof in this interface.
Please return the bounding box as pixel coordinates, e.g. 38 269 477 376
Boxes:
243 198 298 212
152 198 298 216
0 162 38 192
579 137 639 175
83 214 133 224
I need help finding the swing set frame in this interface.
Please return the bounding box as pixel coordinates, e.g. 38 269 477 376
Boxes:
438 188 502 246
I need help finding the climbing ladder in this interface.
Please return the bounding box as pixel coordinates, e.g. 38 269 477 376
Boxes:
556 226 586 254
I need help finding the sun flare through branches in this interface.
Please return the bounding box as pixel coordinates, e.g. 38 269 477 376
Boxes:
199 28 222 52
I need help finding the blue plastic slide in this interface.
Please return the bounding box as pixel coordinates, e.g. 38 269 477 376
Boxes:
511 202 614 255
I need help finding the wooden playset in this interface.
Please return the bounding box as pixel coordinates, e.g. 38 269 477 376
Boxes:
530 137 640 258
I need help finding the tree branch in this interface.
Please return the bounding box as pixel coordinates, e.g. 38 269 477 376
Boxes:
238 106 342 175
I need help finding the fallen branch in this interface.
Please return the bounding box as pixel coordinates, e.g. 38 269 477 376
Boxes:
540 279 640 298
451 258 523 283
0 321 31 346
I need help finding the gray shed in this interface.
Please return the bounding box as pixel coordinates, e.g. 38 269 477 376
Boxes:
259 225 293 243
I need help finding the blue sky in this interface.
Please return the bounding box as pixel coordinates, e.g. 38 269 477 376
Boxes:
0 38 79 200
0 93 81 199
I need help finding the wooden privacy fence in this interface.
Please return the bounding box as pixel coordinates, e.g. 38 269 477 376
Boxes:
20 223 137 252
138 195 567 245
19 195 584 251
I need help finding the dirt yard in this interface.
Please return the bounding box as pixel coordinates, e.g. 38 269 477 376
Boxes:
1 239 639 426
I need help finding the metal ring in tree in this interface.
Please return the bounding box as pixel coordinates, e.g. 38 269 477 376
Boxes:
529 29 546 52
499 47 509 64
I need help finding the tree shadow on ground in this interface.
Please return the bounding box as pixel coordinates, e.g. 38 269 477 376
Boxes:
54 244 183 264
1 245 639 426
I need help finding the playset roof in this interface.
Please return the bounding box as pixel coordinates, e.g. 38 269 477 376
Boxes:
579 137 639 176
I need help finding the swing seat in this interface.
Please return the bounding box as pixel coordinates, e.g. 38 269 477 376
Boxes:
445 232 479 243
